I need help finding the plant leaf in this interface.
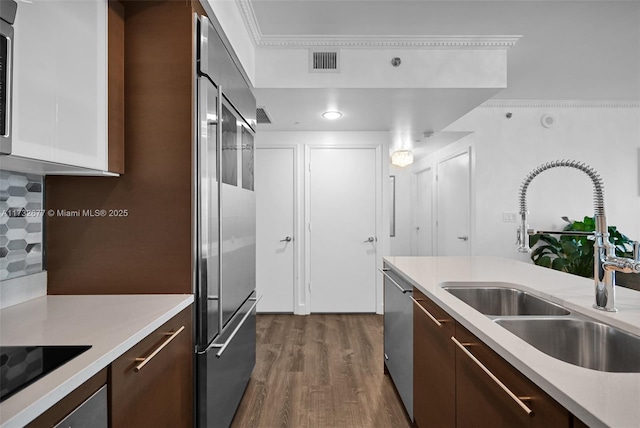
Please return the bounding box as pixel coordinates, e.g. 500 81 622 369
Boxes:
552 258 567 271
529 234 541 246
538 256 552 268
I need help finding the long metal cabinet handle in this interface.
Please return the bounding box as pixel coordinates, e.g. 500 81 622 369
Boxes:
379 268 412 293
210 296 262 358
134 326 186 372
450 336 534 417
410 296 447 327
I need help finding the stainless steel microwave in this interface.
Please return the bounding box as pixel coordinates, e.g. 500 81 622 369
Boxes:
0 0 17 155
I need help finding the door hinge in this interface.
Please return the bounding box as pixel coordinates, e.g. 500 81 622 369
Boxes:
308 162 311 172
308 282 312 292
308 222 311 232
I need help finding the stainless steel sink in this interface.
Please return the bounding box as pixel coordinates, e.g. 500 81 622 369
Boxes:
442 285 570 316
495 318 640 373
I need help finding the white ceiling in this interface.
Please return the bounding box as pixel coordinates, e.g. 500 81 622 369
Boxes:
248 1 640 152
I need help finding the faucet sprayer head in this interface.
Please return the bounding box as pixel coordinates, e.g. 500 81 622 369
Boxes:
516 211 531 253
516 160 606 255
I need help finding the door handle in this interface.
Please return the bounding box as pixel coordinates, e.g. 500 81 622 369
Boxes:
280 236 293 242
457 236 469 241
364 236 375 243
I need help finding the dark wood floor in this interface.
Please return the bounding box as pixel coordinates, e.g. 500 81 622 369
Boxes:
231 314 412 428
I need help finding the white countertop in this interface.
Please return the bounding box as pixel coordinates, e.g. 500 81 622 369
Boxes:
0 294 194 428
384 256 640 428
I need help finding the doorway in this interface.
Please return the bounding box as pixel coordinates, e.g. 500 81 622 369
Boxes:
436 150 471 256
307 147 378 313
255 147 296 312
414 167 434 256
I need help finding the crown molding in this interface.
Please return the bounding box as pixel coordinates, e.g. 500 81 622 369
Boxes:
237 0 263 44
481 100 640 108
236 0 520 49
256 35 521 49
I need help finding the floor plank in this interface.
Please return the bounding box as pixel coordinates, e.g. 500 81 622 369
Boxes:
232 314 412 428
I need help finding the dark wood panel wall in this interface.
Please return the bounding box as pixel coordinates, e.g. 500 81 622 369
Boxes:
46 1 203 295
107 0 125 174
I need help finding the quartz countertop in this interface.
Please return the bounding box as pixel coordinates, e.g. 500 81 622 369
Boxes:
0 294 194 428
384 256 640 428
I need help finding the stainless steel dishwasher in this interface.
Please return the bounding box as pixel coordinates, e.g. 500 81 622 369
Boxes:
381 264 413 421
54 385 107 428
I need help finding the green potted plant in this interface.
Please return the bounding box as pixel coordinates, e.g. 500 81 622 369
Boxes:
530 216 639 290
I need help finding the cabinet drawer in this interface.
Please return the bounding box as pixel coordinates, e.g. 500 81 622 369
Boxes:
455 324 570 428
110 306 193 428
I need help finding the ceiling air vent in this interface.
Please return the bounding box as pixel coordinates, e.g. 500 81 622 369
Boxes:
310 50 339 72
256 107 272 124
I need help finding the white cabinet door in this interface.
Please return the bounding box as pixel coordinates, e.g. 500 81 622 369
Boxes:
12 0 107 171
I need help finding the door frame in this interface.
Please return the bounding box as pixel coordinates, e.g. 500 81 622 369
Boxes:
255 145 304 314
304 144 384 314
435 146 473 256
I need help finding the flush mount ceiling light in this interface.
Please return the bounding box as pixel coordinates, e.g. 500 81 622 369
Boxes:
391 150 414 167
322 111 342 120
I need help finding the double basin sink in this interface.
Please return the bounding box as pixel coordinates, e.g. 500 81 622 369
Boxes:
442 284 640 373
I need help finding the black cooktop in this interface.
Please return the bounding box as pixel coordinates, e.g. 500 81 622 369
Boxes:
0 345 91 402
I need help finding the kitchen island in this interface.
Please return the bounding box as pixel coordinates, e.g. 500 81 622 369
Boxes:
385 256 640 428
0 294 193 428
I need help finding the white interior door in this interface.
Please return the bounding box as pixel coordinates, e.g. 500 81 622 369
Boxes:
436 151 470 256
255 148 295 312
309 147 377 313
415 168 433 256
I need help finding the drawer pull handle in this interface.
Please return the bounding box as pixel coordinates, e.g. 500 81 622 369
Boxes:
451 336 534 417
209 295 261 358
379 268 412 293
134 325 185 372
410 296 447 327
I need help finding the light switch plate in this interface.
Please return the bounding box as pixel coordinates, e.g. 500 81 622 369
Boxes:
503 212 518 223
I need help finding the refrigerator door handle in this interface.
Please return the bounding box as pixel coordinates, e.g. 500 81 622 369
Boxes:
217 83 224 333
207 295 261 358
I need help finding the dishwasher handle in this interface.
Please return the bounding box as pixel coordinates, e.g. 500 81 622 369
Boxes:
379 268 412 293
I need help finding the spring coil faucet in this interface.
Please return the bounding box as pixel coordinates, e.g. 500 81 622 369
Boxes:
516 160 640 312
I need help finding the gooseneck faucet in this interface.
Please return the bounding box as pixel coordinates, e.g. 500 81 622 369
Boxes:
516 160 640 312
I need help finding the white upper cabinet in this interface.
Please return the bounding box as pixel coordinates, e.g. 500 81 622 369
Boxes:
10 0 112 173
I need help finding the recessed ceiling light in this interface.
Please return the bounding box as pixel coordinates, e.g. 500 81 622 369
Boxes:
322 111 342 120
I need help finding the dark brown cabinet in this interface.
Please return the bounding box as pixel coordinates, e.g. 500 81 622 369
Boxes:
413 288 456 428
111 306 193 428
412 287 572 428
455 324 570 428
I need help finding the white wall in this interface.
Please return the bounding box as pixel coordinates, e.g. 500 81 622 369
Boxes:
256 131 391 314
400 104 640 262
255 48 507 89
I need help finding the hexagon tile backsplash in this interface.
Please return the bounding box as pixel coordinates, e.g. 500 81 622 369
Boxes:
0 170 44 280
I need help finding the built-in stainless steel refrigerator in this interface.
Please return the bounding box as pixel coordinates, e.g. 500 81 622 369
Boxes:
194 15 258 428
